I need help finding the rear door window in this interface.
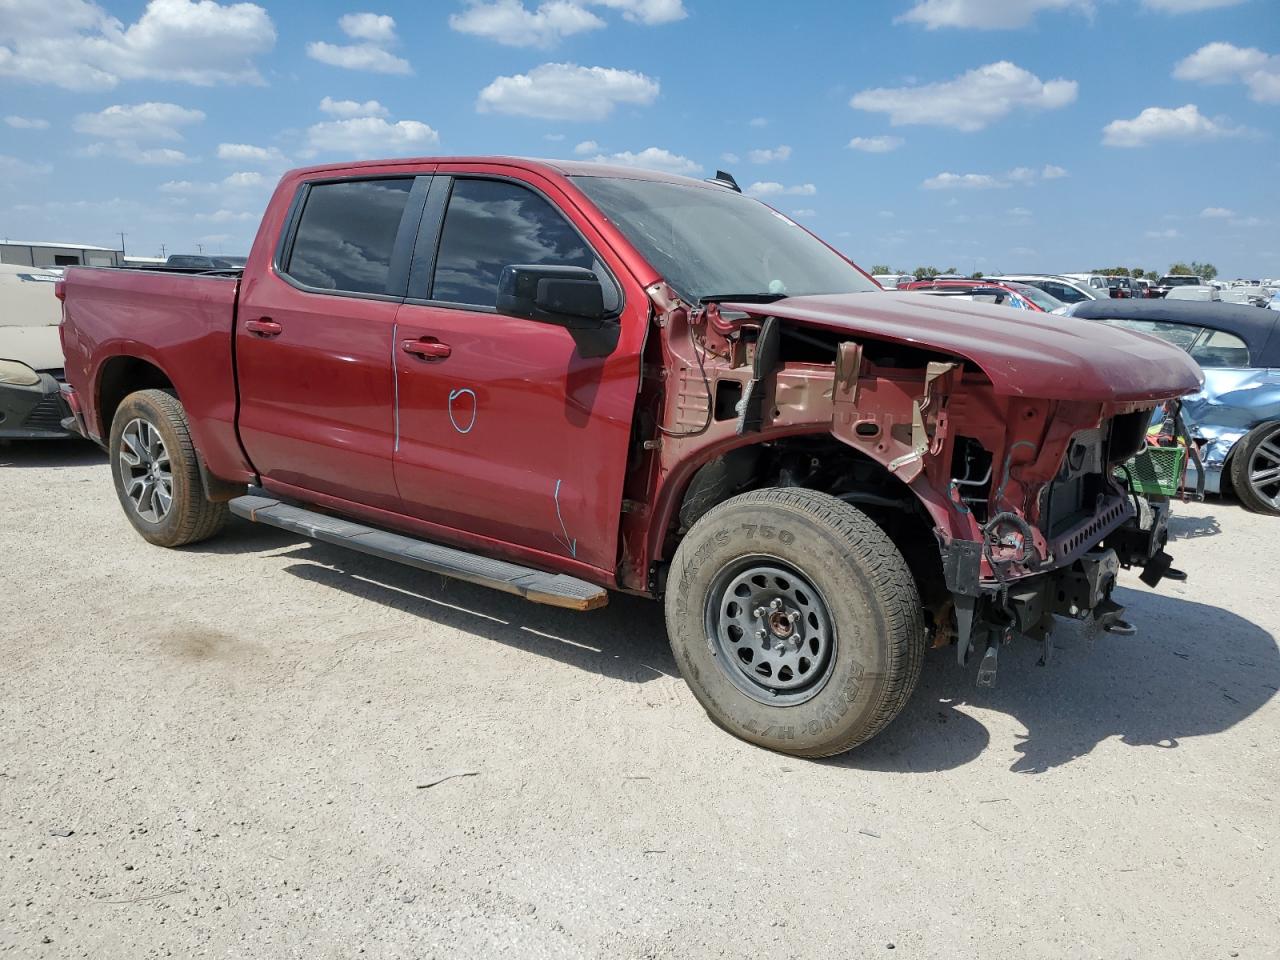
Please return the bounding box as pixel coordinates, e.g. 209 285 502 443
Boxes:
285 178 415 295
1099 318 1203 352
429 178 596 308
1190 329 1251 368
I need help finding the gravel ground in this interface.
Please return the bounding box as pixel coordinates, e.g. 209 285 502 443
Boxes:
2 439 1277 960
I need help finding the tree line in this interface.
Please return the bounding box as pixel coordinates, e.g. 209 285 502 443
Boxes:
867 262 1219 281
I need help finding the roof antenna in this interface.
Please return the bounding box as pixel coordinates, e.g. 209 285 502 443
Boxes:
706 170 741 192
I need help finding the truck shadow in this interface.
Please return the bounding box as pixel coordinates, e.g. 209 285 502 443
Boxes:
840 586 1278 775
195 527 1278 775
0 438 105 468
1167 512 1222 539
274 539 677 687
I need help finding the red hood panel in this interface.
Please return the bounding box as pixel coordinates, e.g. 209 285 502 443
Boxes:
723 291 1203 402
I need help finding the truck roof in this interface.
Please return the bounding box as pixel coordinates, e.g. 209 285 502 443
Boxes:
283 156 721 190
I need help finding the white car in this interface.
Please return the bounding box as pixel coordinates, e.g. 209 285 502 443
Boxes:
0 263 72 438
1059 273 1111 296
1165 285 1220 302
990 274 1104 305
871 273 911 290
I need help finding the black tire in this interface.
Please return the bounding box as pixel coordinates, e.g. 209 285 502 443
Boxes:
1229 421 1280 515
109 388 228 546
664 487 925 758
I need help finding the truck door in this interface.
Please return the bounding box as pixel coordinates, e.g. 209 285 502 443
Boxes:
235 173 430 512
392 170 646 576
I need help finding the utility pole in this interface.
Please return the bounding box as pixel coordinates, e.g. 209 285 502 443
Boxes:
118 231 127 256
196 243 204 254
160 243 167 258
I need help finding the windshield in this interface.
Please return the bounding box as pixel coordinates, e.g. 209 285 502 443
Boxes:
1007 282 1065 311
1161 276 1201 286
571 176 877 302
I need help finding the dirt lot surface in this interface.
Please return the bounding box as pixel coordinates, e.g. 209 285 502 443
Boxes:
2 440 1277 959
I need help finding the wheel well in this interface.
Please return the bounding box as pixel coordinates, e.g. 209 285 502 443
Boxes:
672 436 947 609
97 357 175 436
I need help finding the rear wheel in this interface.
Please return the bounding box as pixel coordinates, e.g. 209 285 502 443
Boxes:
109 389 228 546
664 488 925 757
1230 421 1280 515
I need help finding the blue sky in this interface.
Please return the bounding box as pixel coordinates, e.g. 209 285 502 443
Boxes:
1 0 1276 276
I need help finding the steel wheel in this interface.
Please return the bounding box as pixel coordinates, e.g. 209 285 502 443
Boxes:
118 417 173 524
1247 425 1280 510
704 558 836 706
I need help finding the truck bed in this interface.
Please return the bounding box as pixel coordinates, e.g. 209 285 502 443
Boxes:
59 267 251 481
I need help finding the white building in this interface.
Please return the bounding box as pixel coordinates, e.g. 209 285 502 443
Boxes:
0 240 123 268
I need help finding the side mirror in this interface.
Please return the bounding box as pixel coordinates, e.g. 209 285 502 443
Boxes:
497 264 608 329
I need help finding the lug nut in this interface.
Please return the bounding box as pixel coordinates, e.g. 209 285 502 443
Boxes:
769 599 782 612
752 606 767 618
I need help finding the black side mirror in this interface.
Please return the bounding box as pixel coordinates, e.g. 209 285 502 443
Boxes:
497 264 607 329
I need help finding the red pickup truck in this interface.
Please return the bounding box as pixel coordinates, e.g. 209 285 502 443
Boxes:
58 157 1202 757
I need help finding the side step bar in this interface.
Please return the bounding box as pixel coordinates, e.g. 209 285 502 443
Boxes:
229 494 608 612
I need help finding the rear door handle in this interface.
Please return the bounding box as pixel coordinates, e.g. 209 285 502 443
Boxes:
244 318 282 338
401 338 451 361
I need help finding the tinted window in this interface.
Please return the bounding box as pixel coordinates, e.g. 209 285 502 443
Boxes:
1098 318 1203 352
1190 328 1251 368
430 179 595 307
1043 281 1087 303
286 178 414 294
572 176 878 303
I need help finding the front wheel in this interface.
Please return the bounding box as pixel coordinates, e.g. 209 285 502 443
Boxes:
664 488 925 757
1229 421 1280 515
109 389 228 546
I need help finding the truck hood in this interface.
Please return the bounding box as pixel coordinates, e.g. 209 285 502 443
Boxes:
0 325 63 372
721 291 1204 402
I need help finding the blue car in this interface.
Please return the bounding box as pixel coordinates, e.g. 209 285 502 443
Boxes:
1065 298 1280 515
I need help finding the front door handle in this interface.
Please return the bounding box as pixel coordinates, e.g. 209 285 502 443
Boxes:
244 318 282 338
402 338 451 361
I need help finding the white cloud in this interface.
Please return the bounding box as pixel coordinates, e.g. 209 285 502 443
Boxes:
747 145 791 164
73 102 204 141
851 61 1077 131
82 141 194 165
160 170 268 193
1102 103 1249 147
590 147 700 174
196 208 256 222
477 62 659 120
0 0 276 91
878 210 895 218
4 115 49 129
1174 41 1280 104
898 0 1094 29
1041 163 1068 179
1229 216 1266 228
543 132 565 140
1141 0 1245 11
720 152 740 164
586 0 686 24
319 96 389 118
307 41 410 74
1008 206 1032 218
307 12 409 74
848 135 903 153
1201 206 1234 218
748 117 768 128
1145 228 1181 238
746 181 817 197
216 142 286 164
338 12 396 42
573 139 599 155
0 154 52 177
304 116 439 158
791 208 816 217
923 172 1005 190
449 1 606 47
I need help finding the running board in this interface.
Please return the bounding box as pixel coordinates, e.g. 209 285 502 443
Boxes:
228 494 608 611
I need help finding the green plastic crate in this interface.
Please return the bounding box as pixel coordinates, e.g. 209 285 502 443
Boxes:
1122 444 1187 497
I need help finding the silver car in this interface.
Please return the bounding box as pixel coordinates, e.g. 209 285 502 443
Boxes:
1066 298 1280 514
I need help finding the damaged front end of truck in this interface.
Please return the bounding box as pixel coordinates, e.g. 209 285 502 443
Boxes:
631 286 1205 685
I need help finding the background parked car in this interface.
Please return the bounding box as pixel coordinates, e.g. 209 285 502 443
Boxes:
991 274 1103 305
1155 274 1205 297
1066 298 1280 514
1105 276 1141 298
898 278 1065 312
1133 278 1154 298
1166 285 1220 302
1060 273 1112 296
871 273 911 289
0 264 72 438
